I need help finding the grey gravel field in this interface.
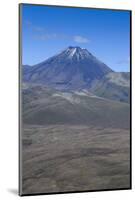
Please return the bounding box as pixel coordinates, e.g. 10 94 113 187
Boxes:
21 125 130 194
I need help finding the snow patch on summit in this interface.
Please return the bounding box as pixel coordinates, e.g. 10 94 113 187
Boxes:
70 48 77 57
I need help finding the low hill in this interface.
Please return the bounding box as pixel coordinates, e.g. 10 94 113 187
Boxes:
22 84 130 129
91 72 130 103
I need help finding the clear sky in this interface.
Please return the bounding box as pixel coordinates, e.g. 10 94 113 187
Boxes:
21 4 130 72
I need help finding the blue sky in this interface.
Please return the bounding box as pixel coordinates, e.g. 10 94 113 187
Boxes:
22 4 130 72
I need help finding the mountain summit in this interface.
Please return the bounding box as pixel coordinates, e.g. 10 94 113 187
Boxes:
23 46 113 90
58 46 93 61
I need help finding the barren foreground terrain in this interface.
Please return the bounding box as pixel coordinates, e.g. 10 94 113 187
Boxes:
21 125 130 194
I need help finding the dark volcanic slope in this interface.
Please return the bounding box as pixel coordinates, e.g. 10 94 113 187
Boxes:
22 84 130 129
91 72 130 103
23 46 112 90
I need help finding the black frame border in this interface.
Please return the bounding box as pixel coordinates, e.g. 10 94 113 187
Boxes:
19 3 132 196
